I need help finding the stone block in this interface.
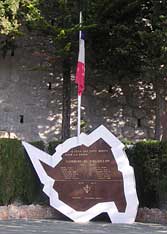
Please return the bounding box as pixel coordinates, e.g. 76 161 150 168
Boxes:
0 206 8 220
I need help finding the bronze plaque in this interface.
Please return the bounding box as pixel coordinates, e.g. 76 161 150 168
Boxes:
41 138 127 212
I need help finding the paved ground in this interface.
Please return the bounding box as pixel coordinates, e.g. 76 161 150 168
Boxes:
0 220 166 234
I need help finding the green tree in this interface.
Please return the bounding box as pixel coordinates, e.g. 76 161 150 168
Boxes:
36 0 90 140
87 0 167 140
37 0 79 140
137 0 167 140
0 0 41 57
86 0 142 79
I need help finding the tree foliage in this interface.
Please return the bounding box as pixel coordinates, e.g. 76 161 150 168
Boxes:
86 0 142 79
37 0 82 140
0 0 41 36
87 0 167 80
138 1 167 140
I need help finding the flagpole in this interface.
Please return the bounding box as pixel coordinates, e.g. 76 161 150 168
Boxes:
77 11 82 137
79 11 82 43
77 95 81 136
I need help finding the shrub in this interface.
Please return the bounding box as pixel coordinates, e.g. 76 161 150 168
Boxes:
47 140 62 155
0 139 46 205
126 140 167 208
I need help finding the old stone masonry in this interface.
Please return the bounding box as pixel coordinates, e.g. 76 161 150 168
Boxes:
0 33 155 142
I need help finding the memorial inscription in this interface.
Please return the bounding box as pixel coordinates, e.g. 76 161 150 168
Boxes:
41 138 127 212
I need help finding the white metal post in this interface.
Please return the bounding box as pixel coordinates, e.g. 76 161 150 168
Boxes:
77 95 81 136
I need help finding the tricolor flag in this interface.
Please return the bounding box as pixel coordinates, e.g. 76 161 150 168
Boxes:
75 31 85 96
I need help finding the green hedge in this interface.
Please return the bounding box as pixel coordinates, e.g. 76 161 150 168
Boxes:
47 140 62 155
126 141 167 208
0 138 167 209
0 139 46 205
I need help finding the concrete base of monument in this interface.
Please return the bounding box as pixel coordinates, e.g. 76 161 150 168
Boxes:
0 205 167 225
22 125 139 223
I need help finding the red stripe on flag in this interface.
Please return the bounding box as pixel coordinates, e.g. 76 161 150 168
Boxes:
75 61 85 96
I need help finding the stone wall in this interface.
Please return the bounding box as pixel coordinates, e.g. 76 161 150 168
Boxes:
0 34 156 142
136 208 167 225
0 204 63 221
0 205 167 225
81 80 155 141
0 34 63 142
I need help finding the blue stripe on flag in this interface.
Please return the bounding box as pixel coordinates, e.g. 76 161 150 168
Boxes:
81 31 85 40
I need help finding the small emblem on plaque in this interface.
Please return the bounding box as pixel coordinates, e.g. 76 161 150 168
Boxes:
83 184 91 193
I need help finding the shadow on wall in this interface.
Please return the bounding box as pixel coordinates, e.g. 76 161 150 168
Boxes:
0 34 156 142
78 77 155 141
0 72 156 143
0 34 64 143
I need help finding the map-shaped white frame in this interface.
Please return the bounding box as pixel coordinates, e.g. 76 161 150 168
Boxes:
22 125 139 223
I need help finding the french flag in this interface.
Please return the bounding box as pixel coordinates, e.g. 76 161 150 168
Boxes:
75 31 85 96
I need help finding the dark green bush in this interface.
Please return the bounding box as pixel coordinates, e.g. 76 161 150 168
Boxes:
47 140 62 155
126 141 167 208
0 139 47 205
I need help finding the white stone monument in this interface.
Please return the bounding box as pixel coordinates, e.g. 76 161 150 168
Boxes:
22 125 139 223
